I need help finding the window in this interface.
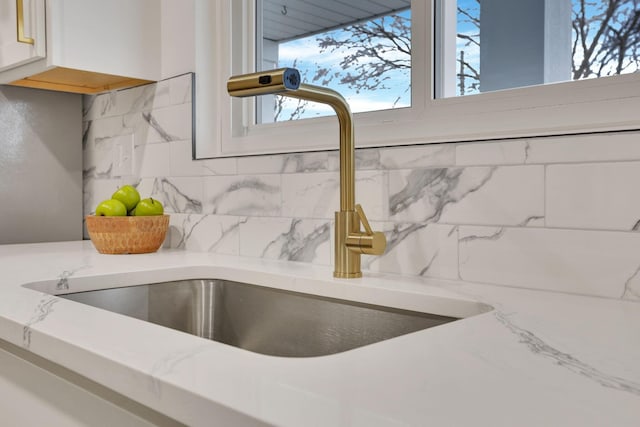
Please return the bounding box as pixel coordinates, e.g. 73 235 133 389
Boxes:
256 1 411 123
193 1 640 159
449 0 640 97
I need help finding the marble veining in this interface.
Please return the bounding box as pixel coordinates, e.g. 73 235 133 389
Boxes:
459 227 506 243
418 251 440 276
124 85 156 116
84 84 158 121
354 149 382 170
83 165 113 180
56 266 89 290
496 311 640 397
524 140 532 162
149 344 212 398
171 214 243 254
262 220 330 262
281 153 328 173
521 215 545 227
142 111 178 142
82 90 117 119
82 93 97 118
207 177 280 216
622 265 640 300
328 148 383 171
206 218 244 253
379 222 429 255
84 134 118 178
364 223 458 279
22 295 59 348
202 161 235 176
82 121 92 149
171 214 207 249
237 152 329 175
151 178 203 214
389 167 496 222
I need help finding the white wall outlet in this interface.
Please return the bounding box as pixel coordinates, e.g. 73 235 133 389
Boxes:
111 133 134 176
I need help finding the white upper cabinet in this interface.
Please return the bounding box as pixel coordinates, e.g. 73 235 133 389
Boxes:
0 0 179 94
0 0 46 71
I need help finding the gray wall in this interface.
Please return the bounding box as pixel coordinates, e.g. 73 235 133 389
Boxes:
480 0 572 91
0 86 82 244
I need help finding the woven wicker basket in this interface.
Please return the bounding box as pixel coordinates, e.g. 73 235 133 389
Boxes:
86 215 169 254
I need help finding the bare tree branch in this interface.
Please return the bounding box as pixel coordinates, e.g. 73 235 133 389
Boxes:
572 0 639 79
315 13 411 93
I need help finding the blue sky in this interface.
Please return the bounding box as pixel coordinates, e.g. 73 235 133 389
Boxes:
273 9 411 121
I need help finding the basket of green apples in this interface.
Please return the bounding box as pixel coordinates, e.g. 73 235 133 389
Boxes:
86 185 169 254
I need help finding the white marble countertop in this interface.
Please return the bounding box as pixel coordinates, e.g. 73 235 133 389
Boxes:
0 241 639 426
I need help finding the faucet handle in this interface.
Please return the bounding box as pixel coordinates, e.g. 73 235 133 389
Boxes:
348 204 387 255
355 204 373 235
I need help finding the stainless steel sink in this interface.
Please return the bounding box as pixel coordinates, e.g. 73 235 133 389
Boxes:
60 279 459 357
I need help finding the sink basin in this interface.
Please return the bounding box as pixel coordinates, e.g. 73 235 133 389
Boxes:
60 279 459 357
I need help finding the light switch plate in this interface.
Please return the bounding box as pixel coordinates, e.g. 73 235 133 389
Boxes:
111 133 134 176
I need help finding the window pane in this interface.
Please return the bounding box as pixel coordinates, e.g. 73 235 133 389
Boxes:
258 0 411 123
443 0 640 97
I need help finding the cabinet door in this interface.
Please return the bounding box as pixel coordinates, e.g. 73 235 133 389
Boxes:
0 0 45 72
0 345 166 427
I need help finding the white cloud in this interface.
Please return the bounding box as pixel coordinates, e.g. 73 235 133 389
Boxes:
278 32 410 70
346 95 408 113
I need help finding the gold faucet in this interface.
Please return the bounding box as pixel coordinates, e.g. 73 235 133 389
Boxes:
227 68 386 278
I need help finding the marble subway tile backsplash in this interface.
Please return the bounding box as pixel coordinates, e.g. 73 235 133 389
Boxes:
83 74 640 301
365 222 459 279
204 175 282 216
459 226 640 299
387 165 544 225
546 162 640 231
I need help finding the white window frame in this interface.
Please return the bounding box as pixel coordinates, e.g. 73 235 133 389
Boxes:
194 0 640 159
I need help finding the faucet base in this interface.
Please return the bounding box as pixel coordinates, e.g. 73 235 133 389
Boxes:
333 271 363 279
333 210 362 278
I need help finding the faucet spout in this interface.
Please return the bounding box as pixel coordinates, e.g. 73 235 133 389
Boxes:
279 84 355 212
227 68 386 278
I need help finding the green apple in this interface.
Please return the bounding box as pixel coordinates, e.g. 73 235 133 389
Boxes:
95 199 127 216
111 185 140 212
134 198 164 216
